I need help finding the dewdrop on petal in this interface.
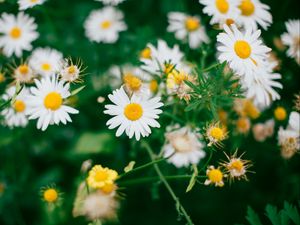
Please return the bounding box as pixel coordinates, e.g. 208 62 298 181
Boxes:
87 165 118 189
204 166 225 187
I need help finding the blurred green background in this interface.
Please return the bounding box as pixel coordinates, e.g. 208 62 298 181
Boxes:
0 0 300 224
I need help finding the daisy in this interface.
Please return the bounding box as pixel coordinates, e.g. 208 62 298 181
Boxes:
205 122 228 147
1 86 30 128
84 7 127 44
29 47 63 77
0 12 38 57
204 166 225 187
87 165 118 189
199 0 240 26
238 0 272 31
13 63 34 83
274 106 287 121
220 151 252 181
167 12 209 49
60 59 84 83
18 0 46 10
217 24 271 76
41 186 61 204
95 0 126 5
163 126 206 168
140 40 184 76
26 75 79 131
281 20 300 65
104 87 163 141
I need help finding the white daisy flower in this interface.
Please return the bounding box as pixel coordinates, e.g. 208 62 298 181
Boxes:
281 20 300 65
104 87 163 141
217 24 271 76
13 63 34 83
1 86 30 128
140 40 184 76
18 0 46 10
95 0 126 5
199 0 240 26
0 12 38 57
243 62 282 108
167 12 209 49
237 0 272 31
26 75 79 131
163 126 206 168
29 47 63 77
84 7 127 44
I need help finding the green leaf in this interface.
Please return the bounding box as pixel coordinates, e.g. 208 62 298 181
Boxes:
265 204 281 225
246 206 263 225
184 101 200 112
186 164 198 193
283 201 300 225
280 211 290 225
74 131 117 154
71 85 86 96
124 161 136 173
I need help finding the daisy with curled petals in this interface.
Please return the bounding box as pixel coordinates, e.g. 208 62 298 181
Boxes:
204 166 225 187
104 87 163 141
84 7 127 44
199 0 240 26
167 12 209 49
281 20 300 65
95 0 126 5
0 12 38 57
140 40 184 76
163 126 206 168
217 24 271 76
238 0 272 31
18 0 46 10
1 86 30 128
29 47 63 77
26 75 79 131
13 63 34 83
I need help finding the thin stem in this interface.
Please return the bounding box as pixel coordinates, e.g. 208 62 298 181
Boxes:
201 63 221 73
142 142 194 225
117 157 166 180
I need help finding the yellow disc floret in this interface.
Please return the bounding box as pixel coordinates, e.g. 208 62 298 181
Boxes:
215 0 229 14
44 92 63 110
43 188 58 203
234 40 251 59
239 0 255 16
209 127 224 141
124 103 143 121
208 168 223 183
274 107 287 121
101 20 112 29
9 27 22 39
18 65 29 75
14 100 26 113
149 79 158 93
123 74 142 92
140 47 152 59
41 63 51 71
87 165 118 189
185 17 200 32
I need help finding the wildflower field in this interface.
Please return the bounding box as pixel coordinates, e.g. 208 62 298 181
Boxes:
0 0 300 225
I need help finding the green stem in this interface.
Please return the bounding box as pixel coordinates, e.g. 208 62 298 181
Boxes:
162 111 185 124
117 158 166 180
142 142 194 225
201 63 221 73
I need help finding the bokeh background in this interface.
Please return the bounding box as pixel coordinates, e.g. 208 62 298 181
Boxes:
0 0 300 224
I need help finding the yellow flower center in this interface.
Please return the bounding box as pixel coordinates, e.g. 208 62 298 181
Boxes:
101 20 112 29
208 169 223 183
215 0 229 14
68 65 77 74
274 107 287 121
149 79 158 93
123 74 142 91
124 103 143 121
14 100 26 112
41 63 51 71
94 170 109 182
239 0 255 16
234 40 251 59
100 183 116 194
9 27 22 39
185 17 200 31
229 160 244 172
244 100 260 119
30 0 38 2
237 117 249 132
18 65 29 75
43 188 58 203
209 127 224 140
140 47 152 59
44 92 63 110
0 73 5 83
226 18 235 26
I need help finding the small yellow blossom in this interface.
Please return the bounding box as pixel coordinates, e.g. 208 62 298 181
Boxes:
274 106 287 121
204 166 225 187
87 165 118 189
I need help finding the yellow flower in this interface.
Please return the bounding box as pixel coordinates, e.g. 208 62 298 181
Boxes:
236 117 251 134
204 166 225 187
274 106 287 121
205 122 228 147
42 187 59 203
87 165 118 189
